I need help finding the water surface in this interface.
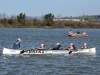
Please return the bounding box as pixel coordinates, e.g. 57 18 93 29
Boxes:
0 28 100 75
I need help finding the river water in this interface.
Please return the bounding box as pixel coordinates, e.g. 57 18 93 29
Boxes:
0 28 100 75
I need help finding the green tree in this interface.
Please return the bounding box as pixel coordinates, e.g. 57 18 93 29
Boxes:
1 18 8 25
17 13 26 26
44 13 54 26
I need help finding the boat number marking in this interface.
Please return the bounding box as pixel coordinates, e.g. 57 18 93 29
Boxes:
29 50 44 53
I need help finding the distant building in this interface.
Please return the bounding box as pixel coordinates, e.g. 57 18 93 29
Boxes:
53 18 81 21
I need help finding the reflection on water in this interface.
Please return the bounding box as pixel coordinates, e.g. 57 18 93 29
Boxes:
0 28 100 75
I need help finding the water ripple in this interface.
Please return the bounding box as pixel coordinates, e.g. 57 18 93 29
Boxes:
0 28 100 75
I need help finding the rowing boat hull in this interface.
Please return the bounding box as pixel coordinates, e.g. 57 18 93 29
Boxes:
2 48 22 54
2 48 96 55
68 32 88 37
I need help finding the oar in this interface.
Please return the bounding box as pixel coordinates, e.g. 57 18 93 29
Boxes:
69 51 73 54
20 50 25 54
20 48 36 54
69 49 78 54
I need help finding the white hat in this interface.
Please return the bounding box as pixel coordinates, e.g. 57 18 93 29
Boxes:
56 43 60 45
17 38 21 41
41 44 44 46
70 43 73 45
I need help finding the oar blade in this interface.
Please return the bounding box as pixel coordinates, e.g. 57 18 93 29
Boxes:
69 51 72 54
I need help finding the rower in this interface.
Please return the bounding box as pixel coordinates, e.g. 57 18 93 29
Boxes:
81 43 88 49
64 43 76 50
76 30 80 34
37 44 45 50
69 30 73 34
50 43 61 50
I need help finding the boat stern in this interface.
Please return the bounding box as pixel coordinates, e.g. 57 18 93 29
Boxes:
2 48 22 54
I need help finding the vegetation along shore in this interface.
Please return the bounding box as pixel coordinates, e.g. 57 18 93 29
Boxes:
0 13 100 28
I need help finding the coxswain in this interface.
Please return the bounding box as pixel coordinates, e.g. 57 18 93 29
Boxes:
13 38 21 49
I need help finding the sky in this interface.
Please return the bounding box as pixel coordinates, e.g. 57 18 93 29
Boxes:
0 0 100 17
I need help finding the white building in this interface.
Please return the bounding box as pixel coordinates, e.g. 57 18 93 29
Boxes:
53 18 81 21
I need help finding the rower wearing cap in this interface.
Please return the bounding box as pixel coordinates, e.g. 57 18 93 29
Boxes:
37 44 45 50
50 43 61 50
64 43 76 50
81 43 88 49
69 30 73 34
13 38 21 49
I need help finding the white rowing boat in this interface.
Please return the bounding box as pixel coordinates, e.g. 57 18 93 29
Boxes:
2 47 96 55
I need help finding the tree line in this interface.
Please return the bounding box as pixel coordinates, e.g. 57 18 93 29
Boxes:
0 13 100 28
